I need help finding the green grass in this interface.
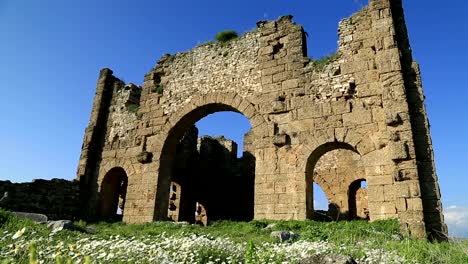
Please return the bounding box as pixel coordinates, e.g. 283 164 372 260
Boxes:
312 51 341 71
1 209 467 263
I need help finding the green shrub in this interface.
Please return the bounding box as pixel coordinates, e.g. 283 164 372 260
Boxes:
215 30 238 43
152 84 164 94
313 51 341 71
126 103 139 113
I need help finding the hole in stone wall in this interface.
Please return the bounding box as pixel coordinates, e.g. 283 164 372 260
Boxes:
273 123 279 135
272 42 284 55
360 181 367 188
348 179 369 220
347 82 356 98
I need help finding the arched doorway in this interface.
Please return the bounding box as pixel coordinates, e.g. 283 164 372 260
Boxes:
306 142 363 220
155 102 257 223
99 167 128 220
348 179 369 220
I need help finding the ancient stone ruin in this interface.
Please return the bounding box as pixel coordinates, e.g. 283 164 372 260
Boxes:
4 0 435 240
0 179 80 220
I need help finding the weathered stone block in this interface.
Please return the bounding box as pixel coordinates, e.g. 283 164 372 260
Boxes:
342 109 373 126
282 79 299 89
271 101 286 113
137 151 153 163
389 142 408 161
273 134 289 147
385 112 402 126
406 198 423 211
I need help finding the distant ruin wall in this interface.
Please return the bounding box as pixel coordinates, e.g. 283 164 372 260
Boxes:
168 127 254 223
0 179 80 220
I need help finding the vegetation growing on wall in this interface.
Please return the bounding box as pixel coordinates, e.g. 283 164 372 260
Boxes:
126 103 139 113
152 84 164 95
215 30 238 43
312 51 341 71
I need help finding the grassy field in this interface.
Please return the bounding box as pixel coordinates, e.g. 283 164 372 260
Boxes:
1 209 466 263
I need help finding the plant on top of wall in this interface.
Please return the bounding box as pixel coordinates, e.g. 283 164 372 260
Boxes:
215 30 238 43
312 51 341 71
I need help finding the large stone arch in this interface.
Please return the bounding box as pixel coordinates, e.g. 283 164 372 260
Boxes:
153 92 266 220
305 141 361 219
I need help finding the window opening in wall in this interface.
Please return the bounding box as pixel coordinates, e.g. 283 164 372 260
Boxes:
313 182 333 221
361 181 367 188
348 179 369 220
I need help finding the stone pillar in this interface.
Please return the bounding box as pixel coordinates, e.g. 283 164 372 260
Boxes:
254 16 308 220
76 68 119 220
383 0 447 240
368 0 447 240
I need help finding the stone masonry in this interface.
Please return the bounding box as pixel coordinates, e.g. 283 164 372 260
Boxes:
77 0 447 240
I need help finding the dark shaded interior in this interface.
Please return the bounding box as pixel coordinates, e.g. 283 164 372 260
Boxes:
157 105 255 223
99 167 128 220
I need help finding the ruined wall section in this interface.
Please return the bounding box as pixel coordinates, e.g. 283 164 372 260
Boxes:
141 31 262 116
77 69 135 219
388 0 447 241
0 179 80 220
302 0 444 238
250 1 437 238
123 30 267 223
104 83 141 151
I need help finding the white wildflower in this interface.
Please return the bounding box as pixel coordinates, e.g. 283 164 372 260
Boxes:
11 227 26 239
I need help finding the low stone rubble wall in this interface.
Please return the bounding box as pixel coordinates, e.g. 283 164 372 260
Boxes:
0 178 80 220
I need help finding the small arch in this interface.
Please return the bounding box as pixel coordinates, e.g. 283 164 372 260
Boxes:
305 142 360 219
99 167 128 220
348 179 369 220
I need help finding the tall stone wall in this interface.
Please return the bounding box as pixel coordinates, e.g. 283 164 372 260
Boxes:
77 0 447 240
0 179 80 220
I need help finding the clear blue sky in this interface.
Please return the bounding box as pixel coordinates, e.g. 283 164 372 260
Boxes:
1 0 467 237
